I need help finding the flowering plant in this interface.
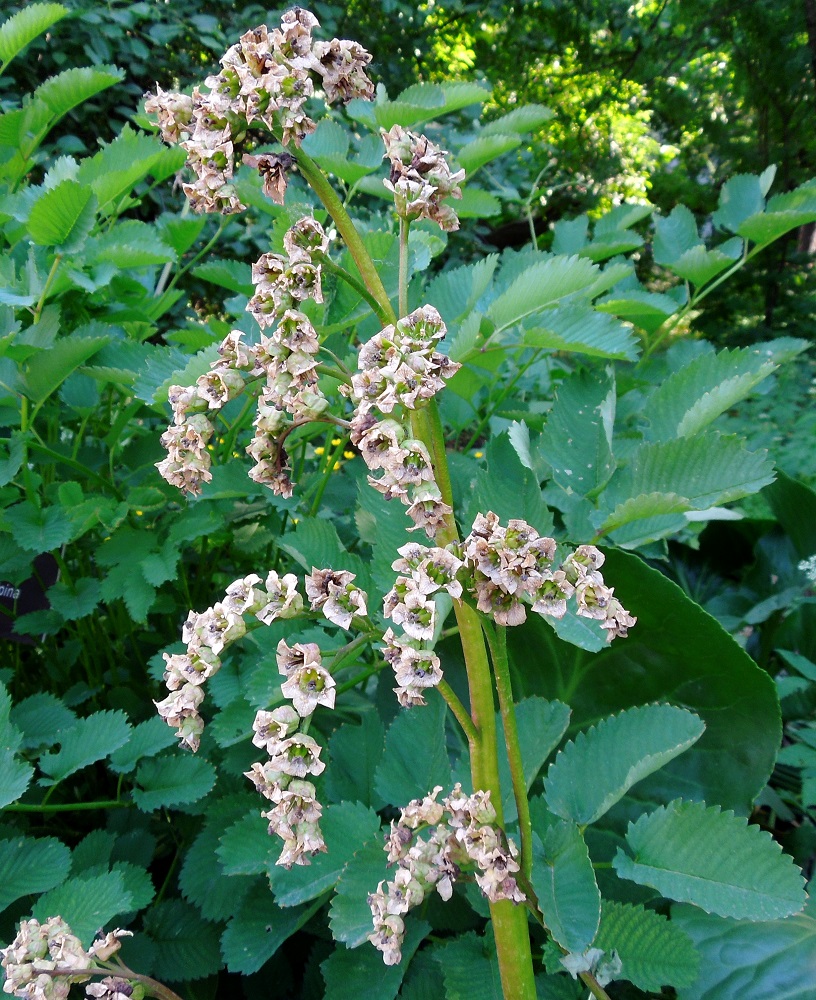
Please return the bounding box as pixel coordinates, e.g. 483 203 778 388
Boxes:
1 5 814 1000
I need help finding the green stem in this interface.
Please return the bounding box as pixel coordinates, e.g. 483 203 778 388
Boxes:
165 218 228 292
482 619 533 881
32 254 62 322
437 678 479 745
580 972 613 1000
292 147 396 323
4 800 130 813
398 216 410 319
315 251 393 327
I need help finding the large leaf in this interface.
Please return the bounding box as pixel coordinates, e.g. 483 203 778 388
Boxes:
668 239 742 286
652 205 700 265
457 134 521 175
22 334 109 405
75 126 169 212
488 255 600 331
0 3 67 70
374 690 452 806
531 823 600 952
143 899 222 981
321 920 429 1000
38 710 130 783
329 835 391 946
523 305 639 361
325 712 385 808
27 180 96 250
543 705 705 825
712 172 768 233
33 870 132 946
737 180 816 244
763 472 816 559
613 800 806 919
497 696 570 822
507 549 781 812
222 883 321 974
474 432 554 537
674 903 816 1000
539 369 616 497
594 900 699 992
435 932 504 1000
33 65 124 124
642 346 776 441
481 105 553 135
0 835 71 913
132 755 216 811
595 289 678 334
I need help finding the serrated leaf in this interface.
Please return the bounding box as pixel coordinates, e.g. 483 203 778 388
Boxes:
329 836 390 945
597 492 689 537
132 754 216 811
10 692 75 750
427 254 498 326
595 203 654 234
75 126 167 212
713 173 766 233
552 216 589 255
498 696 570 822
0 3 67 70
531 823 600 952
539 369 615 497
39 710 130 783
0 750 32 809
86 221 176 266
457 186 502 218
2 502 72 553
594 900 699 991
601 433 774 516
523 305 639 361
0 835 71 913
436 931 504 1000
322 920 429 999
673 903 816 1000
544 705 705 825
736 180 816 245
356 478 415 597
33 870 132 946
457 134 521 175
217 811 276 876
579 232 643 262
143 899 222 981
668 239 742 286
108 716 177 773
489 256 600 331
268 801 381 906
23 334 108 405
46 577 100 621
192 258 254 295
653 205 700 265
180 826 255 922
33 65 123 125
613 800 807 919
374 690 452 806
279 516 362 577
595 288 677 334
643 346 776 441
99 558 156 621
482 104 553 135
27 179 96 250
222 882 320 975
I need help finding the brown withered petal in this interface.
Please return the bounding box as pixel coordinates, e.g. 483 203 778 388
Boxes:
243 152 296 204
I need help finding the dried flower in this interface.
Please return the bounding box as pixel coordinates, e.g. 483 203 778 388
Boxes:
381 125 465 231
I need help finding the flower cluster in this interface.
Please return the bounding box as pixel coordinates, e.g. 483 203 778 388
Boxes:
1 918 131 1000
345 305 460 537
381 542 462 705
381 125 465 231
306 567 368 629
461 513 636 640
156 572 303 750
146 11 374 213
368 784 523 965
245 641 333 868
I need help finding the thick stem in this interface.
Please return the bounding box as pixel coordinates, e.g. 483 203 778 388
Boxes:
398 216 410 319
292 148 396 323
316 251 393 327
482 619 533 881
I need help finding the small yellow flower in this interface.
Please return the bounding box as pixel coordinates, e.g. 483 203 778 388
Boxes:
343 450 355 460
474 451 484 459
314 447 325 456
331 438 342 446
333 461 342 471
135 510 144 517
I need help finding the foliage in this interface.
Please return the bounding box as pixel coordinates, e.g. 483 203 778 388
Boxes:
0 5 813 1000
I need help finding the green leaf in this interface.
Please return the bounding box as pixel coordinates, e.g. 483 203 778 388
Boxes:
642 346 776 441
23 334 108 405
180 821 255 922
543 705 705 825
132 754 216 811
192 259 254 295
497 696 570 822
488 256 600 331
329 835 390 946
39 710 131 783
613 800 807 919
595 204 654 234
46 577 101 621
652 205 700 265
737 180 816 244
539 369 616 497
0 750 32 809
0 3 68 70
33 65 124 125
552 216 589 255
86 221 176 267
27 180 96 250
579 232 644 262
713 173 766 233
326 713 385 808
114 861 155 911
763 471 816 559
507 549 781 812
668 239 742 286
481 105 553 135
10 692 75 749
601 433 775 516
321 920 429 999
594 900 699 991
427 255 498 326
457 186 502 219
108 716 177 773
0 835 71 913
268 801 381 906
0 432 24 487
374 690 452 806
33 870 132 946
143 899 222 981
1 502 74 554
217 811 276 876
673 903 816 1000
222 882 321 974
475 432 553 536
75 126 168 213
531 823 600 952
457 134 521 175
279 516 362 577
595 289 677 334
523 305 639 361
356 478 415 597
435 931 504 1000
